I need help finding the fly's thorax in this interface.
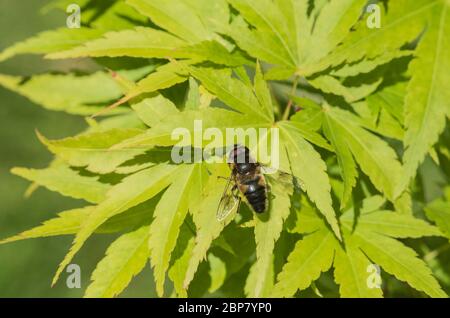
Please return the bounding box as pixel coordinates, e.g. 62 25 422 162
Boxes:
236 163 258 175
228 144 256 164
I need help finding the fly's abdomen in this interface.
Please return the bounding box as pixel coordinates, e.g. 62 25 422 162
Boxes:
241 176 267 213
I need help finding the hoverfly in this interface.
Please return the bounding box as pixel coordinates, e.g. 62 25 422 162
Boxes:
216 144 300 221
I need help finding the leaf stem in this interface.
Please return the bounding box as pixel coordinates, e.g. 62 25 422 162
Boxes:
282 76 299 121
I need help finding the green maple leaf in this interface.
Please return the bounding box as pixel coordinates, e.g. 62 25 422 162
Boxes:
302 0 433 75
132 94 180 127
149 163 207 296
37 129 145 174
51 163 181 285
11 162 111 204
425 187 450 240
400 0 450 194
0 199 159 245
1 0 449 299
84 225 151 298
168 223 196 298
353 82 407 141
0 68 151 115
46 27 192 60
322 104 403 202
279 121 341 239
275 195 445 297
207 253 227 293
39 0 248 104
226 0 416 101
0 28 105 62
0 207 94 243
114 65 341 240
246 175 293 297
183 163 233 290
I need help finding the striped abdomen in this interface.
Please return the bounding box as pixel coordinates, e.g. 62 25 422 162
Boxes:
239 175 267 213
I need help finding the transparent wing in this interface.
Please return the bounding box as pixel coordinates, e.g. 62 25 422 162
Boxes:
262 166 305 192
216 176 241 221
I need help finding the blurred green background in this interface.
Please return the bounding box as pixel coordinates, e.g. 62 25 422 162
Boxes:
0 0 155 297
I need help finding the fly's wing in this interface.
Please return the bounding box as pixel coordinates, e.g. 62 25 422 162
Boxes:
262 166 305 192
216 176 240 221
